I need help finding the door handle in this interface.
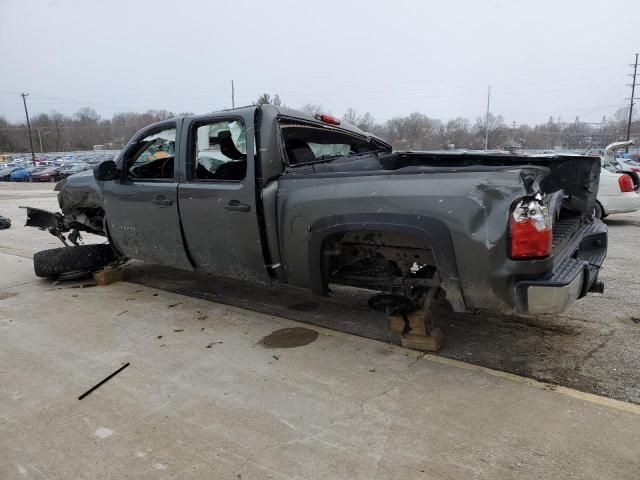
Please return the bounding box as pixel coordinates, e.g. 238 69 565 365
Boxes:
224 200 251 212
152 196 173 207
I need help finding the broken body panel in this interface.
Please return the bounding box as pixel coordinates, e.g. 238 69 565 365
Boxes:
26 105 607 316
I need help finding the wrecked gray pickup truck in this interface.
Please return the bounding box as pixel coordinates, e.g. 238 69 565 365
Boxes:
26 105 606 317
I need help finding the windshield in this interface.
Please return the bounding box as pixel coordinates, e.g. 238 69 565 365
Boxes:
280 121 382 165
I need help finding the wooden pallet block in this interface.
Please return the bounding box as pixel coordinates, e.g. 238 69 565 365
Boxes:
401 328 443 352
93 267 124 286
387 288 443 352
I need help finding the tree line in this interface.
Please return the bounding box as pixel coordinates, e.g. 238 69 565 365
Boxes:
1 97 637 154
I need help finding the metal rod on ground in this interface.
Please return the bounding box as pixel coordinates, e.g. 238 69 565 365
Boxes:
78 362 130 400
626 53 638 153
20 93 36 166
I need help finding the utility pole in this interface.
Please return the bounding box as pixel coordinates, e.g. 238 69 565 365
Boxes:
511 121 516 144
231 80 235 109
20 93 36 166
37 128 43 153
626 53 639 152
484 85 491 149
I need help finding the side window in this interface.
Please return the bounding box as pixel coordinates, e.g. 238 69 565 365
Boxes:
126 127 176 180
193 120 246 181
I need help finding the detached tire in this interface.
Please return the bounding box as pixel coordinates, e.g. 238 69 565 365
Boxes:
34 244 116 278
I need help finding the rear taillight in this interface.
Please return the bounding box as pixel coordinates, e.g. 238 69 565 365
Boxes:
618 174 635 192
509 195 552 259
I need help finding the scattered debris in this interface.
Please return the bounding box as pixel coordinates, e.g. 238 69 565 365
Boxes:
272 355 279 360
173 329 184 332
631 317 640 326
157 335 163 339
116 310 128 316
0 215 11 230
167 302 182 308
78 362 130 400
369 368 376 373
195 310 208 320
94 427 114 439
46 283 96 290
206 341 223 348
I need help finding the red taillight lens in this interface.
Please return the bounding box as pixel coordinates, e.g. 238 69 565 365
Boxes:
618 174 635 192
510 196 552 259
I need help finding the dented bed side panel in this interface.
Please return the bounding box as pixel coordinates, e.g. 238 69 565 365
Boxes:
276 164 592 313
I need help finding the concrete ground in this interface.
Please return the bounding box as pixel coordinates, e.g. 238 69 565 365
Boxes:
2 252 640 479
1 183 640 479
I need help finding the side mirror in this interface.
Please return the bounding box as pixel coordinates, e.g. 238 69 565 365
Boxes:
94 160 119 181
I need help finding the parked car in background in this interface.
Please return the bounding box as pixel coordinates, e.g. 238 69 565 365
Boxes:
615 155 640 173
596 141 640 218
0 166 22 181
32 166 63 182
7 165 45 182
57 163 91 179
10 167 34 182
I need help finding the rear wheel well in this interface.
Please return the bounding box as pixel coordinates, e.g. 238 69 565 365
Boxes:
321 230 440 296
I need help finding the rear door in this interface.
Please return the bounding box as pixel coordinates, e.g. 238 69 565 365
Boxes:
177 112 268 282
102 121 193 270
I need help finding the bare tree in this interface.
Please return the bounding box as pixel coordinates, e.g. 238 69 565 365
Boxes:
1 105 635 154
474 113 505 149
299 103 325 114
74 106 100 123
342 108 376 132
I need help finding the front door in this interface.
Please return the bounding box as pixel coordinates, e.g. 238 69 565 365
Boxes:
102 122 193 270
177 114 268 282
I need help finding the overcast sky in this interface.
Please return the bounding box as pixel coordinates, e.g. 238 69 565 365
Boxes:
0 0 637 126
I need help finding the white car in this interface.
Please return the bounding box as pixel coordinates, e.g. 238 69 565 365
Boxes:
596 141 640 219
616 156 640 173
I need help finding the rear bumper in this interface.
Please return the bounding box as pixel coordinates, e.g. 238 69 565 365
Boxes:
515 220 607 315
